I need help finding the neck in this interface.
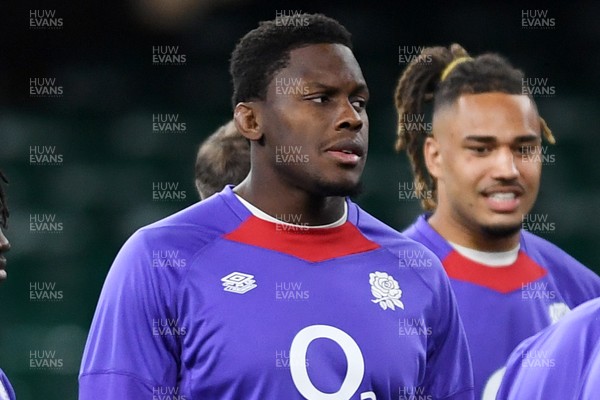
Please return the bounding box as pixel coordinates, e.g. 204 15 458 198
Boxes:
428 210 520 252
233 173 346 226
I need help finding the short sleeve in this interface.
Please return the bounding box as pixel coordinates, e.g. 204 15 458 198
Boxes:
79 230 181 399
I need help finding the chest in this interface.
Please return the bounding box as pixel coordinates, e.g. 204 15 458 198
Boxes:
174 244 437 399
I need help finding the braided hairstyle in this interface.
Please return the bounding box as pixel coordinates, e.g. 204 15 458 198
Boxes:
394 43 555 210
0 171 9 229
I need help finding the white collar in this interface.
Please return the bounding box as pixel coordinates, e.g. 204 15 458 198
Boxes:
234 194 347 229
449 241 520 268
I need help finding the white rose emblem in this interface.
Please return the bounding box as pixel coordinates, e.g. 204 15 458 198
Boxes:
369 271 404 311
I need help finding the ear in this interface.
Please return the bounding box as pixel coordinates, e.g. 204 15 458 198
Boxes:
234 102 262 141
424 136 442 180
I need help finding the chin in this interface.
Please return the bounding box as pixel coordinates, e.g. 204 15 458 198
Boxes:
313 178 363 197
480 221 522 239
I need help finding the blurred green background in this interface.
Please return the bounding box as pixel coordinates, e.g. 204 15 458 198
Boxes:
1 0 599 398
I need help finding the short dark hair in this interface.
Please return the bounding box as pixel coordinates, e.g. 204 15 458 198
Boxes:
229 13 352 108
394 43 555 210
195 120 250 200
0 171 9 229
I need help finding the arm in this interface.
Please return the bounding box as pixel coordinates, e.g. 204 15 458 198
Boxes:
79 230 181 398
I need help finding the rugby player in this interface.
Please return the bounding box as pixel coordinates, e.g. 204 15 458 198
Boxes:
79 15 474 399
394 43 600 399
497 297 600 399
0 171 17 400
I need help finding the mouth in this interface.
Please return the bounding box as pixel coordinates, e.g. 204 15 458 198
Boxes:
0 257 6 281
482 186 524 213
324 140 365 166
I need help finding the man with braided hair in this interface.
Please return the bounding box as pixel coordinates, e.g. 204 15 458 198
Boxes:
0 170 17 400
395 43 600 399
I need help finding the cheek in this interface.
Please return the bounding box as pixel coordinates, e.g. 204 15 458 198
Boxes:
362 120 369 141
519 162 542 189
443 155 481 190
264 115 298 146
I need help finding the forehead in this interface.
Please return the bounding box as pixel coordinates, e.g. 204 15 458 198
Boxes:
274 43 366 87
438 92 541 140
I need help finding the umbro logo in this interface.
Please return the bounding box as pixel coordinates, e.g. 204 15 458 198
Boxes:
221 272 257 294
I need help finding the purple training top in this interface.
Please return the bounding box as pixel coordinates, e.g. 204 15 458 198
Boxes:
497 297 600 399
0 368 16 400
80 187 474 399
403 214 600 400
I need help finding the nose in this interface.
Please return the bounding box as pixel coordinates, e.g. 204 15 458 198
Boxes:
335 100 364 132
491 147 519 180
0 229 10 253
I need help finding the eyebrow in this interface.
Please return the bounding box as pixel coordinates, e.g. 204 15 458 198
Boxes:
463 134 541 143
308 82 370 96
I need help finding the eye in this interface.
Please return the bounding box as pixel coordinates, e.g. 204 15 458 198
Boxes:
308 95 329 104
468 146 491 155
351 99 367 110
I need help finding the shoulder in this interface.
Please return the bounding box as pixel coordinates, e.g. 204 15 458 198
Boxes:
521 231 597 278
521 231 582 266
106 189 249 289
352 203 449 288
512 297 600 367
352 202 427 250
521 231 600 305
522 231 600 292
129 188 247 254
499 298 600 399
514 298 600 363
558 297 600 334
145 190 242 236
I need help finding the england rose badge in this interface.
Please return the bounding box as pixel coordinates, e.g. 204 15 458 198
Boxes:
369 271 404 311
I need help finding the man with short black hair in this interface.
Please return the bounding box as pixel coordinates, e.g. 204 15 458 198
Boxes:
80 15 474 399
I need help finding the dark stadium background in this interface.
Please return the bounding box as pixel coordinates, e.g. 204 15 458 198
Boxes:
1 0 599 398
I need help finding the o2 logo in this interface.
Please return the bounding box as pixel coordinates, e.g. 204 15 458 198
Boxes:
289 325 376 400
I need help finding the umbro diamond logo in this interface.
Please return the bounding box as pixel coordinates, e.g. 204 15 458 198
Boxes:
221 272 257 294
